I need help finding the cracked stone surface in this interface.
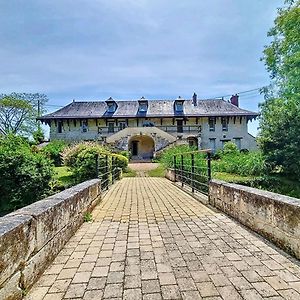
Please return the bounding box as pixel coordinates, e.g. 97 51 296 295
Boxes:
25 177 300 299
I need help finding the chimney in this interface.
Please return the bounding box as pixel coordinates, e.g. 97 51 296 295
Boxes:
192 92 197 106
230 94 239 107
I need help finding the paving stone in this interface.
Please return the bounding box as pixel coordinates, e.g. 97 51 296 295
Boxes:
107 271 124 283
57 268 77 280
48 279 71 293
181 290 202 300
125 275 142 289
64 283 87 299
239 289 263 300
123 288 142 300
83 289 104 299
43 293 64 300
210 274 231 287
103 283 123 298
92 266 109 277
216 286 242 300
197 282 219 297
158 272 177 285
252 281 279 297
87 277 106 290
142 279 161 294
229 276 252 290
72 271 91 283
143 293 162 300
177 277 197 291
161 285 181 299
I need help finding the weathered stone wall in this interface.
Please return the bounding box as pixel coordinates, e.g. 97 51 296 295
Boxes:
209 179 300 260
0 179 101 300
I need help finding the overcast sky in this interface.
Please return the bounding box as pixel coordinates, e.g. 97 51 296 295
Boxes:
0 0 283 135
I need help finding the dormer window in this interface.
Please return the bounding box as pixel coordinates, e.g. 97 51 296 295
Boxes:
174 96 185 112
106 97 117 113
138 97 148 113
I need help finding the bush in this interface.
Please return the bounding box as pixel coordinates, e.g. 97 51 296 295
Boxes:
42 140 67 166
112 154 128 170
0 135 53 214
214 149 267 176
62 142 128 182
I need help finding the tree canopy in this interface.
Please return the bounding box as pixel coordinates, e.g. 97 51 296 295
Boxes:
0 93 48 136
259 0 300 178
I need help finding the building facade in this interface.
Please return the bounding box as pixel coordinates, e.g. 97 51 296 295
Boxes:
39 94 258 160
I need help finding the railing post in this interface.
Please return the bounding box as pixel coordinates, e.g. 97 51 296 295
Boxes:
173 155 177 182
191 153 195 193
95 153 99 178
112 156 115 184
207 151 212 181
181 154 184 187
105 154 108 190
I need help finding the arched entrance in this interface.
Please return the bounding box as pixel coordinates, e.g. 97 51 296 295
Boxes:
129 135 155 160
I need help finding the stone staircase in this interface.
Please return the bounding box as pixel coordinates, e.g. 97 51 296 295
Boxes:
106 127 177 151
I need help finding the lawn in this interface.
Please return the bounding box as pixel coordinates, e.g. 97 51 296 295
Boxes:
122 167 137 177
147 164 166 177
53 166 75 188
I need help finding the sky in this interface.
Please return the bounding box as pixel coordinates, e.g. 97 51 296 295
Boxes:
0 0 284 136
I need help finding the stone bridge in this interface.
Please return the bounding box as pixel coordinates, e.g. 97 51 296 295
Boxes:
1 174 300 299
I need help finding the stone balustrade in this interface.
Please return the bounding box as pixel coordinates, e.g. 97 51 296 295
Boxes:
0 179 101 300
209 179 300 260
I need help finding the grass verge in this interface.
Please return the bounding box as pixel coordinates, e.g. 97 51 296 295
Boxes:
148 164 166 177
122 167 137 177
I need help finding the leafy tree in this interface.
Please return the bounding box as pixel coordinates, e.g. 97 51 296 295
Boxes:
259 0 300 178
0 93 48 136
33 127 45 144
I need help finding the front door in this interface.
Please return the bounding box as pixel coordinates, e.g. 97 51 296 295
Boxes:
132 141 138 156
177 120 183 133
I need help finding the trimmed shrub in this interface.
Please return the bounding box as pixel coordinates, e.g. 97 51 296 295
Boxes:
62 142 128 182
0 135 53 214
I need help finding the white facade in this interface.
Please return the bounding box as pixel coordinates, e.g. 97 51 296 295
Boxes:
48 116 257 155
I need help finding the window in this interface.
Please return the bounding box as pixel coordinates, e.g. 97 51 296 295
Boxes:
221 117 228 131
108 122 115 133
177 120 183 133
57 121 62 133
118 121 126 130
234 138 242 150
209 117 215 131
209 138 216 152
175 102 184 112
138 102 148 113
82 120 88 133
107 103 116 113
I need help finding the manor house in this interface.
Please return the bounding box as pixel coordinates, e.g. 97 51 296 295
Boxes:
39 94 258 160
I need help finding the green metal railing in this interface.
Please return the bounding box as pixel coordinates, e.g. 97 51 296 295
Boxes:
95 154 122 191
173 149 212 195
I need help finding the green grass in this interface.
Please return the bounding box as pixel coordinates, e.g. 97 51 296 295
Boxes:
52 166 75 190
122 167 137 177
214 172 256 183
148 164 166 177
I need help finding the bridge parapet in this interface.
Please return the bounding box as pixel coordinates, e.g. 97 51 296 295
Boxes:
0 179 101 300
209 179 300 260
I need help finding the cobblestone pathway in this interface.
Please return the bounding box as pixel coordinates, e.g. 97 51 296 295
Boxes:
26 178 300 300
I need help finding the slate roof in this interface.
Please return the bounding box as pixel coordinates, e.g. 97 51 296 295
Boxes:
39 99 258 120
